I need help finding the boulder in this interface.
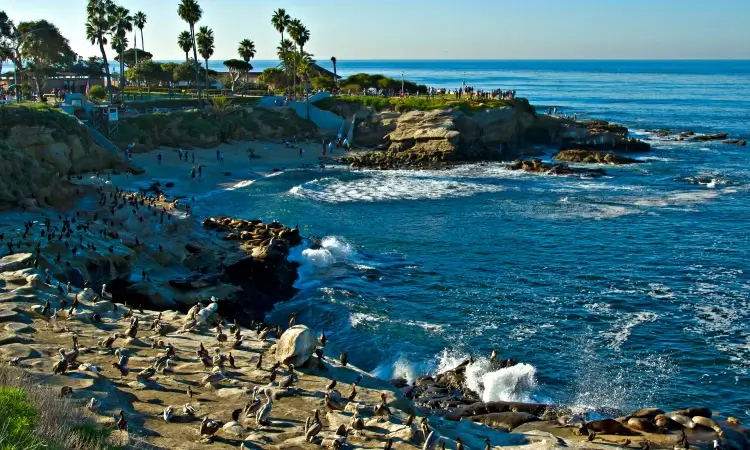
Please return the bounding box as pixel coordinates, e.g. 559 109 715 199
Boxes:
691 133 728 141
275 325 316 367
722 139 747 146
0 254 33 273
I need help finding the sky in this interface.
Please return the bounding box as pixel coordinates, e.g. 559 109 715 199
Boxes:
3 0 750 61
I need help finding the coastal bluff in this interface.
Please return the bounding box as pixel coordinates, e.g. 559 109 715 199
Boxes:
323 98 651 170
0 105 124 209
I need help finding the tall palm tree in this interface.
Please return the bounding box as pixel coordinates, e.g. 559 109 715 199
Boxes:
178 0 203 95
238 39 256 84
110 34 128 89
276 39 295 76
196 26 214 98
133 11 146 65
271 8 290 90
287 19 304 94
296 54 312 119
178 31 192 63
110 5 132 90
85 0 114 92
330 56 338 92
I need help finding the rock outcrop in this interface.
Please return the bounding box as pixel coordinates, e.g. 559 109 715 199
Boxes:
336 100 650 170
506 159 607 177
722 139 747 146
275 325 317 367
552 149 642 165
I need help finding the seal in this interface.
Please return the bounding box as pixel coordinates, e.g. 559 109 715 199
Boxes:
692 416 724 436
629 408 665 420
668 414 696 429
586 418 634 435
626 417 662 434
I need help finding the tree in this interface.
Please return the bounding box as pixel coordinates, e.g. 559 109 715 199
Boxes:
125 59 162 87
132 11 146 66
160 62 178 87
196 26 214 97
114 48 153 68
87 84 106 100
238 38 256 67
110 5 132 90
330 56 338 91
177 0 202 95
223 59 251 92
173 60 199 84
0 10 16 77
295 54 312 119
276 38 295 88
258 67 284 90
85 0 114 91
177 31 192 63
311 75 333 92
17 20 76 95
271 8 290 89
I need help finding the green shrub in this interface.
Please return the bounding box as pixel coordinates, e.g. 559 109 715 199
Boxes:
0 387 41 449
87 85 106 101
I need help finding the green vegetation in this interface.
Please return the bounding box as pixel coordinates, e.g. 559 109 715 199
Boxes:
0 103 91 142
123 96 259 111
112 106 315 150
88 85 107 101
338 73 428 94
314 95 535 116
0 368 121 450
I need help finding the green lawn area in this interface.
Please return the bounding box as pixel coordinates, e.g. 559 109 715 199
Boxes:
0 102 90 141
313 95 535 115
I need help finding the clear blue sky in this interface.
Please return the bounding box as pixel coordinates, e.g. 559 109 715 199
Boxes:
4 0 750 61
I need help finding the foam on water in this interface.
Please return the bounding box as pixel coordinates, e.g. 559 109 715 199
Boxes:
288 236 358 289
601 311 659 351
289 172 506 203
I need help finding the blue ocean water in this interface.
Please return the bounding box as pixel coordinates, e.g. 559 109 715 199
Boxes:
199 60 750 418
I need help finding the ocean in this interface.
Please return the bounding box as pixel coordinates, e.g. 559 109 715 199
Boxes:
197 60 750 418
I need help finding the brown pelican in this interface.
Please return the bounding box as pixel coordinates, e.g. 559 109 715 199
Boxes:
278 365 296 388
183 403 196 416
87 397 101 412
374 392 390 421
255 353 263 370
163 405 174 422
304 409 323 442
256 388 273 426
289 312 297 329
199 417 222 441
243 387 261 418
350 410 364 436
136 367 155 380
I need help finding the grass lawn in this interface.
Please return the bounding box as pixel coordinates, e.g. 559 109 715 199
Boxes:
313 95 535 115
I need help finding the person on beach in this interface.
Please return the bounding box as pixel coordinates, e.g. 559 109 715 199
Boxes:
299 147 304 158
216 149 220 161
220 152 225 162
190 166 196 181
191 152 195 164
198 165 203 178
329 141 334 154
157 153 162 165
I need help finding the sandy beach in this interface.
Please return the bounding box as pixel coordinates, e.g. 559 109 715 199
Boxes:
111 140 348 199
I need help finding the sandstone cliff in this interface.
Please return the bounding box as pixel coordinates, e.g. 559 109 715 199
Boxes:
331 99 650 170
0 105 121 208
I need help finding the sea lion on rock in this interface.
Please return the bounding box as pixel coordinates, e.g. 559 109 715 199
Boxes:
627 417 662 434
469 411 540 431
692 416 724 435
672 407 712 419
668 414 696 429
654 414 683 430
629 408 666 420
586 418 635 436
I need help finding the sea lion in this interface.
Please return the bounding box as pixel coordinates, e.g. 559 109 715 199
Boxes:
668 414 696 429
629 408 666 420
672 407 712 419
626 417 662 434
586 418 634 435
468 411 541 431
692 416 724 435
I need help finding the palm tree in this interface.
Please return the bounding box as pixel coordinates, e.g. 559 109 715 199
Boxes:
271 8 290 90
110 5 133 90
177 31 192 63
330 56 338 92
133 11 146 65
85 0 114 92
178 0 203 95
196 26 214 98
296 54 312 119
276 39 295 77
177 31 193 63
110 34 128 89
287 19 304 94
238 39 256 84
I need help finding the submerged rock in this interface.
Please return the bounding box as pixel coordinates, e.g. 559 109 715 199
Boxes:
505 158 607 177
553 149 642 165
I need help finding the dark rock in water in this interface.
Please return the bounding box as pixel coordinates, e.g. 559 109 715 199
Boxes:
164 182 175 188
553 149 642 165
680 130 695 137
691 133 728 141
185 243 203 254
469 411 541 431
722 139 747 146
506 158 607 177
389 378 409 388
